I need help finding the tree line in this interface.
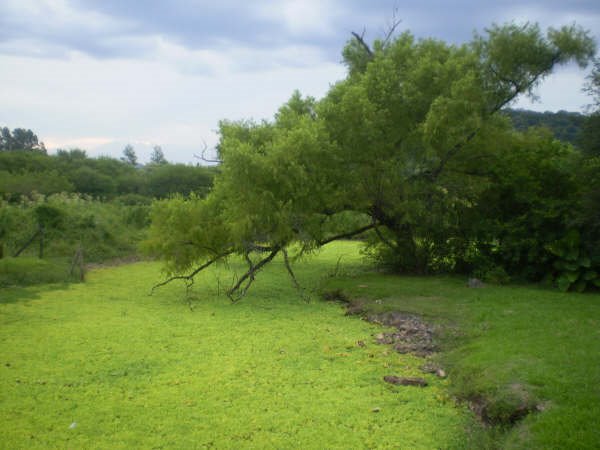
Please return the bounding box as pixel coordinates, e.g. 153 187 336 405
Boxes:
0 137 217 200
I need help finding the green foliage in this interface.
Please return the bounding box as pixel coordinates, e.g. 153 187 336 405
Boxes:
147 21 596 294
144 163 214 198
0 147 216 200
579 112 600 156
1 194 145 263
120 144 137 166
0 127 44 152
546 230 599 292
0 257 76 287
0 169 74 198
149 145 167 165
503 108 585 144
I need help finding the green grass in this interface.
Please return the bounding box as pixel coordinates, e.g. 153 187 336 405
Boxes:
323 248 600 449
3 241 599 448
0 242 470 449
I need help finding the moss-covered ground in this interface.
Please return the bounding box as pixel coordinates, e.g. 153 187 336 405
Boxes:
2 241 599 448
1 242 468 449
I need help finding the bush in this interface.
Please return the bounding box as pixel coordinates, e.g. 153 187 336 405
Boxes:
1 193 146 263
0 257 77 287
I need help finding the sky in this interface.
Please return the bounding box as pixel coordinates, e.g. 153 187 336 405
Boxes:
1 1 599 163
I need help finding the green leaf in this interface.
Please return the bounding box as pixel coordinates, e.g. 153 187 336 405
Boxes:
564 262 579 271
583 270 597 281
565 270 580 283
556 274 572 292
565 248 580 262
578 256 591 268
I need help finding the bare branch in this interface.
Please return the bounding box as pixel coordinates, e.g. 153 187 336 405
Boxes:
150 250 232 294
374 225 397 251
193 140 222 164
317 223 377 247
227 247 281 302
382 8 402 47
282 248 309 301
351 30 374 57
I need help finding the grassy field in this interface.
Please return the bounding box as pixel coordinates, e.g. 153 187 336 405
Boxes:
1 241 599 449
324 247 600 449
1 242 469 449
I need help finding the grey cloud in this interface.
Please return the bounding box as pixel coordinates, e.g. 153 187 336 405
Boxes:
0 0 598 64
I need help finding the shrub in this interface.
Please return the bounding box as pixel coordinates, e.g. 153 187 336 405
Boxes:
0 257 77 287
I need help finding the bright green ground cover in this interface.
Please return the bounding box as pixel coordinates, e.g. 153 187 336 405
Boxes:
2 241 599 449
324 246 600 449
0 242 470 449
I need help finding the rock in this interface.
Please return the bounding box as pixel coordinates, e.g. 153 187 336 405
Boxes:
367 312 437 356
420 361 440 374
435 369 446 378
69 422 77 429
356 340 366 347
372 407 381 413
383 375 428 387
467 278 485 288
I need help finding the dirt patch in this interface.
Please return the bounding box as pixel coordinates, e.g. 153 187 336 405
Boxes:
322 289 543 428
467 383 540 426
320 290 438 357
366 311 437 357
383 375 428 387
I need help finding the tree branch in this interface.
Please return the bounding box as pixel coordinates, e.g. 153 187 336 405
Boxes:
227 247 281 302
351 30 374 57
317 222 377 246
193 140 222 164
428 52 562 182
150 251 232 294
374 224 397 251
282 248 309 301
382 8 402 47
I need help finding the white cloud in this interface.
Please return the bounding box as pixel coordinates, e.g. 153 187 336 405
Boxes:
1 0 597 165
0 46 345 163
514 65 591 112
255 0 341 36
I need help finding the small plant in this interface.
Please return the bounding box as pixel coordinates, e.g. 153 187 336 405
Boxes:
546 229 599 292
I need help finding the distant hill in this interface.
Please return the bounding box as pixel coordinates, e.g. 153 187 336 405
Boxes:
502 108 585 145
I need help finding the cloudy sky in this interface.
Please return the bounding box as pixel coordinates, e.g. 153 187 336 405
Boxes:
1 1 599 163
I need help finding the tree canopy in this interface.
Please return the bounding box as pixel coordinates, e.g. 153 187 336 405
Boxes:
145 22 598 298
0 127 45 152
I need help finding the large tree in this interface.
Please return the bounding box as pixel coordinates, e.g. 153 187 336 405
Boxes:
0 127 44 152
145 23 596 299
